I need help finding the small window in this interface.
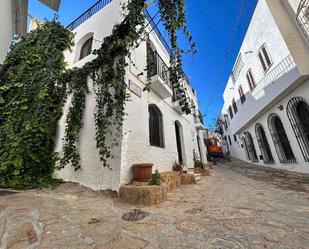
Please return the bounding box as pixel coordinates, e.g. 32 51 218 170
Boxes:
228 135 232 145
238 85 246 104
258 44 272 72
228 106 233 119
232 98 238 114
246 69 256 91
79 37 93 60
149 104 164 148
234 134 237 142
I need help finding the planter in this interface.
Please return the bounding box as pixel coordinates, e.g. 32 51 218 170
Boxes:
132 163 153 182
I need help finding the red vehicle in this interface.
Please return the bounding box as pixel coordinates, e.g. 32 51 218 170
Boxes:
205 137 224 158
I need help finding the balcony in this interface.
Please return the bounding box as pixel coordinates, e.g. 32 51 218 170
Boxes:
296 0 309 45
148 51 173 99
230 54 302 133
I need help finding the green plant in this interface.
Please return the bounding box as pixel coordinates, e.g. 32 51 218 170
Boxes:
149 169 160 185
0 0 196 188
172 161 183 171
0 19 74 188
193 150 204 168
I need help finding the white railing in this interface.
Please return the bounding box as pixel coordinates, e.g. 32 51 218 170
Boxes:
252 54 296 97
296 0 309 45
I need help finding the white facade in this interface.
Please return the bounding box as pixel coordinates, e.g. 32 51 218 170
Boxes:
54 0 207 191
0 0 61 64
220 0 309 174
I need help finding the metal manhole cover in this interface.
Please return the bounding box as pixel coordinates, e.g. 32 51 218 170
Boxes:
0 190 19 196
122 209 150 221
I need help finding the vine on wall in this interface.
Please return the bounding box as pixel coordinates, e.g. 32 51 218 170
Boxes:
0 20 74 188
0 0 196 187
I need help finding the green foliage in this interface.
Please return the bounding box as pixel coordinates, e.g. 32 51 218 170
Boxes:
0 20 74 188
172 160 183 171
60 0 197 170
149 169 161 185
0 0 197 187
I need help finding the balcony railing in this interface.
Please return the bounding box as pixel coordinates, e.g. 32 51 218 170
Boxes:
67 0 112 30
66 0 173 57
252 54 296 98
296 0 309 45
148 51 171 89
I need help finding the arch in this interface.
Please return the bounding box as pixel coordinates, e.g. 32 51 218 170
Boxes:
287 97 309 162
244 132 258 162
268 113 296 163
149 104 164 148
74 32 94 62
255 123 274 164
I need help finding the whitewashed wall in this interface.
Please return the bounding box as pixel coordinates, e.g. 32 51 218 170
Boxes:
220 0 309 174
0 0 13 64
54 0 206 190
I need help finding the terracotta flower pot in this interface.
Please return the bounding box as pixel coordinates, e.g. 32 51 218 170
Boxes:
132 163 153 182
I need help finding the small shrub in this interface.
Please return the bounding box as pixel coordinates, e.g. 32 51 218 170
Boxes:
172 161 183 171
149 170 160 185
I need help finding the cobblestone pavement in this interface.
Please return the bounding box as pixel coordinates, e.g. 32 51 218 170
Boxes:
1 159 309 249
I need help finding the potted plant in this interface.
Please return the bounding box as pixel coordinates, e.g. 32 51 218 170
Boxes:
132 163 153 182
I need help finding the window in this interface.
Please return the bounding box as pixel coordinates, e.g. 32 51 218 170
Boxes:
149 104 164 148
258 44 272 72
255 124 274 164
231 53 244 82
268 113 296 163
246 69 256 91
287 97 309 162
244 132 259 162
228 135 232 146
79 37 93 60
234 134 237 142
228 106 233 119
224 115 228 130
232 98 238 114
238 85 246 104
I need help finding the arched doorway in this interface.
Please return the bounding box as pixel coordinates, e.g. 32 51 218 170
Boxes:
241 136 250 161
175 121 185 165
268 113 296 163
287 97 309 162
244 132 258 162
255 124 274 163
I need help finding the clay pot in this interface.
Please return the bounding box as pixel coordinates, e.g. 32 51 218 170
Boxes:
132 163 153 182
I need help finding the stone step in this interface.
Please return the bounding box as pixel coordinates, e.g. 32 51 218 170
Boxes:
194 173 202 182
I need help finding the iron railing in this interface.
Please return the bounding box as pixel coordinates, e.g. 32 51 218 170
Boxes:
296 0 309 45
148 51 171 89
252 54 296 97
66 0 173 57
67 0 112 30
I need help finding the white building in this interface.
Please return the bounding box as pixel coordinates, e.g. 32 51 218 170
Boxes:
0 0 61 64
220 0 309 174
53 0 207 191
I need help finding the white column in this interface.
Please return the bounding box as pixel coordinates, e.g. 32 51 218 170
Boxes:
198 129 208 164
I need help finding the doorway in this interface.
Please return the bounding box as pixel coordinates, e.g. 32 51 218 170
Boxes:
175 121 183 165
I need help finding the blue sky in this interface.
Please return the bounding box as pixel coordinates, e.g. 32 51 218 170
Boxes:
29 0 258 129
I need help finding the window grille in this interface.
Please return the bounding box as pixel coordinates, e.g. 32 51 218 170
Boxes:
287 97 309 162
255 124 274 164
268 113 296 163
244 132 259 162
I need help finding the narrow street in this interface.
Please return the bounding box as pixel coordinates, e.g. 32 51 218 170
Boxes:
1 159 309 249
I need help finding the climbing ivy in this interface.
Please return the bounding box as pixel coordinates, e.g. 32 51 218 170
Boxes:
61 0 196 170
0 20 74 188
0 0 196 187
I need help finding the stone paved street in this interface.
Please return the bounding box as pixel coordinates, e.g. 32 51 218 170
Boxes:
1 159 309 249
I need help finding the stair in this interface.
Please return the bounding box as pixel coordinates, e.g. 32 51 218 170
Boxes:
187 168 202 182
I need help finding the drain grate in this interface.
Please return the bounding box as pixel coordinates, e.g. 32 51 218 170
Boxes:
122 209 150 221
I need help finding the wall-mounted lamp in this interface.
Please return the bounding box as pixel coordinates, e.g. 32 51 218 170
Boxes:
245 50 253 54
278 105 284 111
